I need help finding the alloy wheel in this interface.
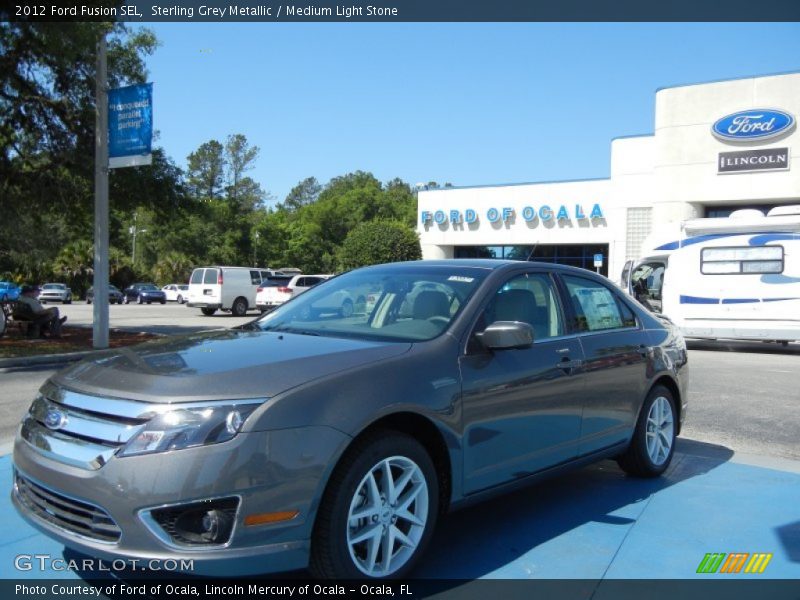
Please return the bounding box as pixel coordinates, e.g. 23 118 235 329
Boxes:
346 456 429 577
645 395 674 465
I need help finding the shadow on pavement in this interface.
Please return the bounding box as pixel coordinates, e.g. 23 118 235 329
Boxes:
415 438 734 578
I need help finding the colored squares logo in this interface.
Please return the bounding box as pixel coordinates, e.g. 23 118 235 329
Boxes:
697 552 772 574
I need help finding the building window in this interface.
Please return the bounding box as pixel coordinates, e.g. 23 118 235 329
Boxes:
625 207 652 261
454 244 608 276
704 204 781 219
700 246 784 275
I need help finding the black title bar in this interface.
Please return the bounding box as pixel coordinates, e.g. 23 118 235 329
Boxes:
4 0 800 22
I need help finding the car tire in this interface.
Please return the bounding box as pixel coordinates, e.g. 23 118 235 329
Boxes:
201 307 217 316
310 431 439 579
340 298 354 318
65 296 71 304
617 385 677 478
86 298 92 305
177 295 183 304
231 297 248 317
160 299 166 304
137 296 143 304
124 296 130 304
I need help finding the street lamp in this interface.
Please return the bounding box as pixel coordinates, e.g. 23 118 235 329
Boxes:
130 212 147 265
253 231 260 267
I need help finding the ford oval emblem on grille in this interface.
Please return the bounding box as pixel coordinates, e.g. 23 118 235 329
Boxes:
44 409 67 431
712 109 795 142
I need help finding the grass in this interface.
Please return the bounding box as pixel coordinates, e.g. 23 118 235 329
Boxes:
0 325 157 358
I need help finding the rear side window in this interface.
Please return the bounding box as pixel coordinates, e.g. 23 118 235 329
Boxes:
562 275 637 332
190 269 204 284
203 269 218 284
250 270 262 285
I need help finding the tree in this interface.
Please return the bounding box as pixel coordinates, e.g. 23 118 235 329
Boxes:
186 140 225 200
0 22 158 278
225 134 262 209
282 177 321 211
152 251 193 285
52 239 94 296
337 220 421 270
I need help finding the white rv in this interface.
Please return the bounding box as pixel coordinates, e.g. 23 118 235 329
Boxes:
622 206 800 344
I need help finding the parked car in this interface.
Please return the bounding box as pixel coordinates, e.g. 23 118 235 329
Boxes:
162 284 189 304
37 283 72 304
255 274 329 312
186 266 276 316
0 281 21 302
123 283 166 304
86 285 124 304
12 260 688 579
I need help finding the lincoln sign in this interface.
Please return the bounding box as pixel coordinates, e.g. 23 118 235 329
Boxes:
718 148 789 174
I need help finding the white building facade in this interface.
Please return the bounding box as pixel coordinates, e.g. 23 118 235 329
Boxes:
417 71 800 280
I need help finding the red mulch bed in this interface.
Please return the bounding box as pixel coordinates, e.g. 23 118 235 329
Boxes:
0 325 158 358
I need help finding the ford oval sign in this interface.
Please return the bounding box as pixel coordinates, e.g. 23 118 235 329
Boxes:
712 109 795 142
44 409 67 431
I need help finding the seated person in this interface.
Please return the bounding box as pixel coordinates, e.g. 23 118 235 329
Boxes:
17 285 67 338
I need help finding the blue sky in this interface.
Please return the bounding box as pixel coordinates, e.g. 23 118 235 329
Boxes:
142 23 800 204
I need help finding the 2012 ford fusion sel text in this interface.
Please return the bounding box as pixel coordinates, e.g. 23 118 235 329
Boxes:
12 260 688 579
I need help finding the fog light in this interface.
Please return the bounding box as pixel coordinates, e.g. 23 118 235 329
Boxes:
147 497 239 546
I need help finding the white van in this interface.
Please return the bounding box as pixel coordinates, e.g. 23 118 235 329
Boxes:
622 206 800 344
186 266 276 316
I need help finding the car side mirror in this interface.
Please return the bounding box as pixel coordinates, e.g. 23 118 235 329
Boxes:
477 321 534 350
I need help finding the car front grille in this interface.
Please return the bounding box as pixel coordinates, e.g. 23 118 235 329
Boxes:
14 472 121 543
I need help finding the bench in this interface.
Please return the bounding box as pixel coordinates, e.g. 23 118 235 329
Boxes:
4 301 48 338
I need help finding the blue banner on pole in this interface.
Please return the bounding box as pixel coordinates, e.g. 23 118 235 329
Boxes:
108 83 153 168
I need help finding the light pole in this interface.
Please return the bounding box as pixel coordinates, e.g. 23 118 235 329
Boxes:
253 231 260 267
129 212 147 265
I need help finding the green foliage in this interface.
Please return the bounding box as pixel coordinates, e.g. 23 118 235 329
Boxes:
337 220 421 271
151 251 193 285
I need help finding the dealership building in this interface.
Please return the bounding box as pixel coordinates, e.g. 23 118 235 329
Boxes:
417 71 800 279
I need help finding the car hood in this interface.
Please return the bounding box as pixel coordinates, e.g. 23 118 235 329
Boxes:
52 329 411 403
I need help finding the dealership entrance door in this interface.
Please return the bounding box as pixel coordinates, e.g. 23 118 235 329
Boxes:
454 244 610 277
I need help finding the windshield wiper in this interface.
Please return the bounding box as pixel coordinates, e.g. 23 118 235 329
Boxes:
265 326 321 337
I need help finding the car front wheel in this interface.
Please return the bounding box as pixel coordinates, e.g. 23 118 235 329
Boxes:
310 431 438 579
617 385 676 477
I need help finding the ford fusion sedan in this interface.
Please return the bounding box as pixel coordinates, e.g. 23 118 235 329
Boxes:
12 260 688 579
123 283 166 304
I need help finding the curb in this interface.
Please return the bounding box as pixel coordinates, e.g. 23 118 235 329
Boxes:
0 349 106 369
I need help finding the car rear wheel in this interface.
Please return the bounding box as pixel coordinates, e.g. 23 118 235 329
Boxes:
177 295 183 304
617 385 676 477
310 431 438 579
201 307 217 316
231 297 248 317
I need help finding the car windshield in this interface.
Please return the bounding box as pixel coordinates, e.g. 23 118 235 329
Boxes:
42 284 63 289
254 265 488 342
139 284 158 291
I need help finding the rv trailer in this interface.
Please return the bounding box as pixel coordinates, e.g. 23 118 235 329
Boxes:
622 206 800 344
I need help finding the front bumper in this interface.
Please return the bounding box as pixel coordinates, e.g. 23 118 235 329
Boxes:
12 425 349 576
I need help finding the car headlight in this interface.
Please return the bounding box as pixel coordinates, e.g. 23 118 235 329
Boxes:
118 402 261 457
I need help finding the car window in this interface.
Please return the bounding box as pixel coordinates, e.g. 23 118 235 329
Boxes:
203 269 218 284
562 275 637 332
480 273 564 340
250 270 262 285
256 267 488 342
190 269 204 284
263 277 292 287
